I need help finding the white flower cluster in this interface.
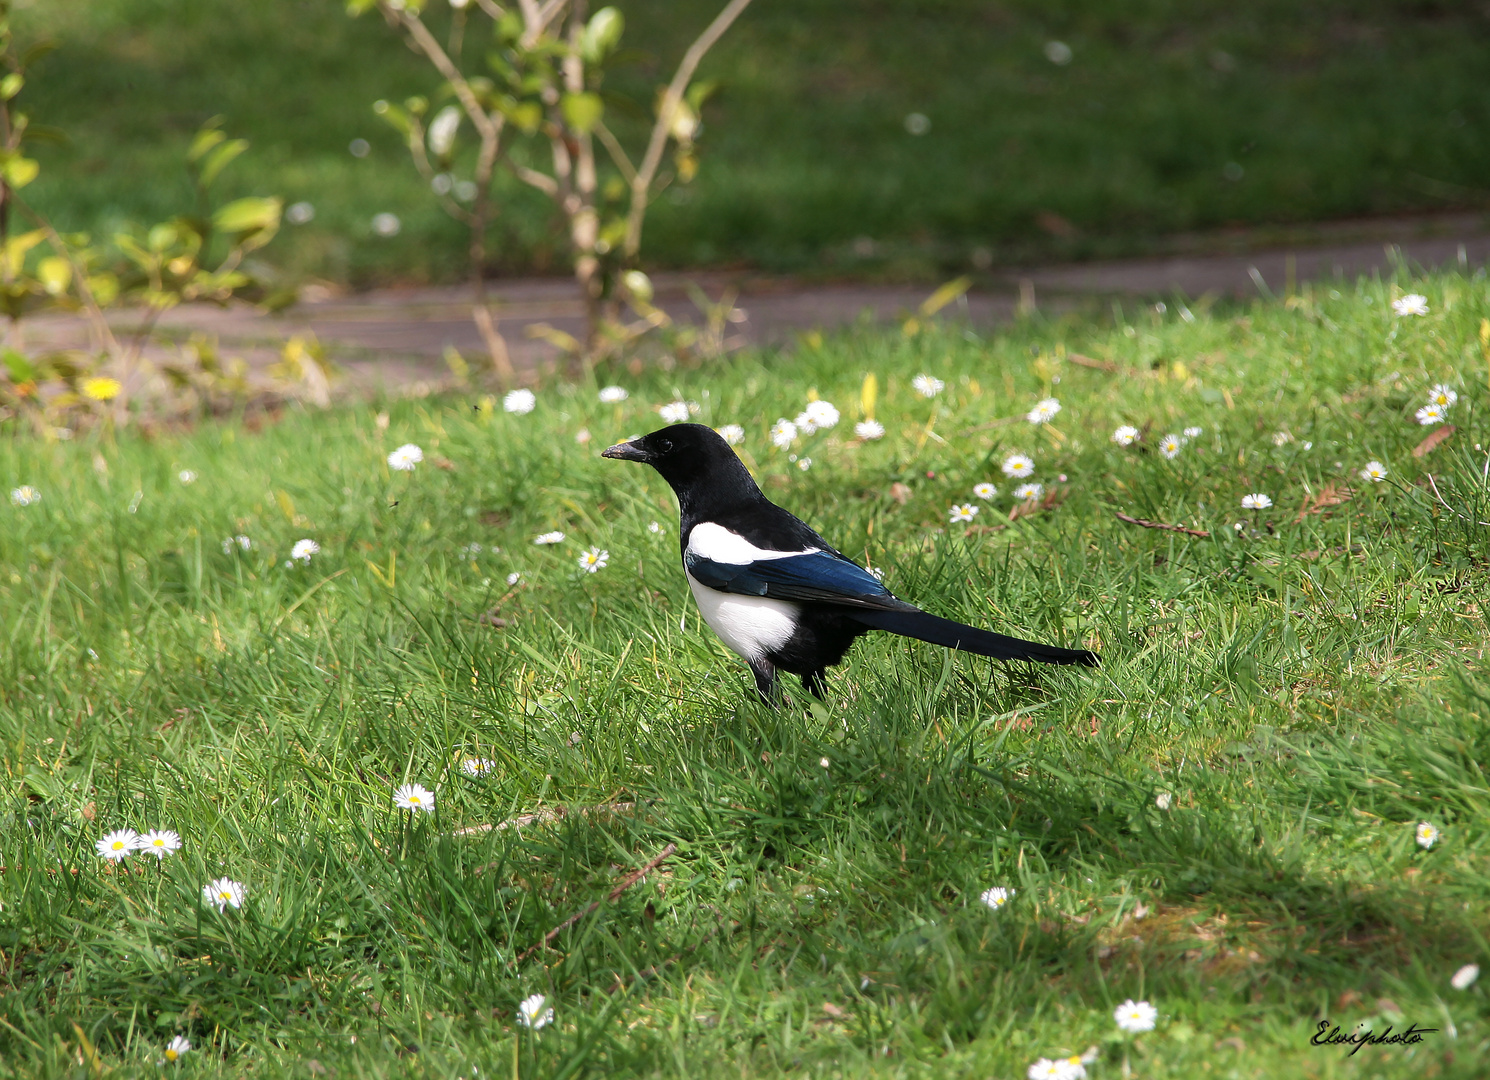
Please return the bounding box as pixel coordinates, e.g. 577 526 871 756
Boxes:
795 399 840 435
1415 384 1457 426
96 827 182 862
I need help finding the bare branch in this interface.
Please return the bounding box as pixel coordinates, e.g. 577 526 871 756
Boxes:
594 120 637 184
505 160 559 196
386 3 499 144
474 0 506 20
13 196 122 360
624 0 753 258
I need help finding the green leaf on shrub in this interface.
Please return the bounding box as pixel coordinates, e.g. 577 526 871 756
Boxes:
38 256 72 296
561 92 603 134
213 197 282 236
581 8 624 63
0 73 23 101
2 347 35 383
187 121 226 163
199 139 248 187
3 156 38 188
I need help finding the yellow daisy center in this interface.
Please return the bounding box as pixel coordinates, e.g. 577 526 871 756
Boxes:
165 1050 178 1061
410 795 422 804
112 841 126 850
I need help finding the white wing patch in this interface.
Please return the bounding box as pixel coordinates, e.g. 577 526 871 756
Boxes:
686 571 798 663
686 521 819 565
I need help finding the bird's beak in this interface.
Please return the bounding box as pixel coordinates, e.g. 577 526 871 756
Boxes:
601 440 648 462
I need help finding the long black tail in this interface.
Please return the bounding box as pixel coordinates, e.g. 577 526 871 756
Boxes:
850 609 1099 667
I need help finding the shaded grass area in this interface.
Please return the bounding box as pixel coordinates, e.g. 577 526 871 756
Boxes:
18 0 1490 286
2 271 1490 1075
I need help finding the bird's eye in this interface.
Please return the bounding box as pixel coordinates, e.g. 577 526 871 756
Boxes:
658 439 674 453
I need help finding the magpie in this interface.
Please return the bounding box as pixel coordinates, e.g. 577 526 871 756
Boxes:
602 424 1098 702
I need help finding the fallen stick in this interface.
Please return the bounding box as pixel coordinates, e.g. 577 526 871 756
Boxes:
1114 512 1210 538
1067 352 1118 372
514 842 677 964
455 801 639 838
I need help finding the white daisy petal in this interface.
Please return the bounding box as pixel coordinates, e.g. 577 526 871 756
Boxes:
394 783 436 813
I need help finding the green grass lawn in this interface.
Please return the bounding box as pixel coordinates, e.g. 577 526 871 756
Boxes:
19 0 1490 287
3 273 1490 1077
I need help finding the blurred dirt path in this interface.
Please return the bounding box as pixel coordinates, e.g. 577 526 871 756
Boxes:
28 211 1489 395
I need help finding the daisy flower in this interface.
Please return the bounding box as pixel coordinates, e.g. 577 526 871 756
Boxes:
461 542 483 559
506 571 523 585
291 539 320 563
10 485 39 506
1114 999 1158 1033
980 886 1014 910
1155 792 1173 810
1014 482 1044 502
533 531 565 545
717 424 745 446
1416 403 1446 425
503 389 536 414
948 504 979 523
1183 426 1203 439
659 401 691 424
973 482 998 500
1451 964 1480 990
797 458 812 471
1391 293 1428 316
162 1036 191 1065
518 993 554 1030
1027 1057 1083 1080
1026 397 1061 424
578 547 609 573
202 877 246 911
1428 384 1458 408
1416 822 1440 849
1240 493 1272 510
648 521 662 534
394 783 436 812
1158 434 1182 459
1359 461 1388 482
912 374 945 398
1001 453 1035 478
770 419 798 449
800 399 840 431
598 385 628 403
1111 425 1139 446
854 419 885 440
387 443 423 471
96 829 140 862
461 757 496 777
135 830 182 859
221 535 251 554
178 469 198 484
1272 431 1293 447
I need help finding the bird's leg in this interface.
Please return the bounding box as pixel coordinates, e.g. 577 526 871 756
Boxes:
801 668 829 700
749 660 781 706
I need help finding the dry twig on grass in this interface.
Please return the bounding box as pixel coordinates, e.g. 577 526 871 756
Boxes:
515 842 678 964
1067 353 1119 373
457 801 640 838
1114 512 1211 538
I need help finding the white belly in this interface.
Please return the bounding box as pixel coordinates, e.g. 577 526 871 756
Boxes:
686 571 798 662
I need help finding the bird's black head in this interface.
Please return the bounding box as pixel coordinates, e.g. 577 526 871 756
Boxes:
601 423 761 511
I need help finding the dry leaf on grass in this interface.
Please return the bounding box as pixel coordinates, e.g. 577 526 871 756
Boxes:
1294 481 1353 523
1413 424 1455 458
